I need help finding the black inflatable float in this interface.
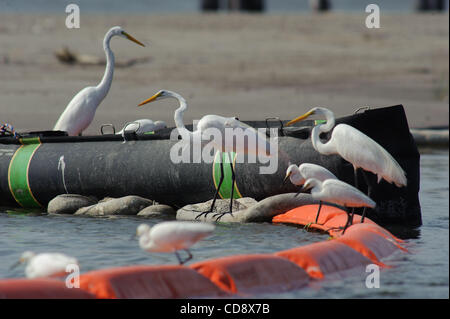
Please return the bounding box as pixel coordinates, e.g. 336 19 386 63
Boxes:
0 105 421 226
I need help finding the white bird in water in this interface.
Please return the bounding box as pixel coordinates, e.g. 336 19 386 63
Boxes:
10 251 78 279
286 107 407 224
136 221 215 265
116 119 167 135
53 26 145 136
138 90 273 221
299 178 376 233
284 163 338 223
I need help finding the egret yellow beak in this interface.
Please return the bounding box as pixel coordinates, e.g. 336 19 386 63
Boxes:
283 172 292 184
138 92 162 106
286 109 316 127
123 31 145 47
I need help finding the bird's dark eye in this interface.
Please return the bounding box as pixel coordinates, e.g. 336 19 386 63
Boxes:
234 117 239 120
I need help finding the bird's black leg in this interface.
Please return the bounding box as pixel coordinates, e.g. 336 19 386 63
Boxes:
350 167 359 224
360 170 373 224
175 251 183 265
214 161 236 221
342 208 353 234
195 160 224 220
183 249 193 264
175 249 193 265
314 201 323 224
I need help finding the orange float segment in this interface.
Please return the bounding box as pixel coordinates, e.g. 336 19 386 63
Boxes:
190 254 310 295
342 223 407 249
272 204 381 237
79 265 228 299
272 204 347 229
334 224 405 266
275 240 377 279
0 278 95 299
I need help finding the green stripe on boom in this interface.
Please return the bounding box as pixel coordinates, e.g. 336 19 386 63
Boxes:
213 151 242 199
8 138 42 208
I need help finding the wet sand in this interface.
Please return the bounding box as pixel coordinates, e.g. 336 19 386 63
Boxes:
0 12 448 134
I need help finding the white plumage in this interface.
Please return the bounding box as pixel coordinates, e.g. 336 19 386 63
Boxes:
138 90 274 220
303 178 376 209
285 163 337 186
286 107 407 187
12 251 78 279
138 90 272 156
116 119 167 135
136 221 215 264
53 26 145 136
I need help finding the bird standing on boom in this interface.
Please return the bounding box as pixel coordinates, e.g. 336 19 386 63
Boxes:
284 163 338 224
138 90 273 221
286 107 406 225
54 26 145 136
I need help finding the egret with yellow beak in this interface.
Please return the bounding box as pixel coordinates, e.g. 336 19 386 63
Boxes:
54 26 145 136
138 90 273 221
284 163 338 224
286 107 406 225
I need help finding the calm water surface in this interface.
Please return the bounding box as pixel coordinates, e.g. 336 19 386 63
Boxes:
0 149 448 298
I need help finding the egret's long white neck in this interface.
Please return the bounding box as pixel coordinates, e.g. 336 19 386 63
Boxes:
96 30 115 100
169 92 194 138
311 108 337 155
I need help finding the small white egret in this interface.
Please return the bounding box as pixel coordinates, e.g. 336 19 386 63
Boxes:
116 119 167 135
10 251 78 279
138 90 273 221
136 221 215 265
53 26 145 136
299 178 376 233
284 163 338 223
286 107 407 224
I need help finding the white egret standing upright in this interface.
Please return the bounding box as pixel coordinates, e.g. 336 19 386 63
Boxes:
136 221 215 265
299 178 376 233
138 90 273 221
53 26 145 136
284 163 338 223
286 107 407 224
10 251 78 279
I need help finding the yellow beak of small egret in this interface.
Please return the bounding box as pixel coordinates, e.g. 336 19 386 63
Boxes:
123 32 145 47
283 172 291 184
300 183 312 193
138 92 162 107
286 110 316 127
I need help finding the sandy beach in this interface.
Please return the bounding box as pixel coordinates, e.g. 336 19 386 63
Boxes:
0 12 448 134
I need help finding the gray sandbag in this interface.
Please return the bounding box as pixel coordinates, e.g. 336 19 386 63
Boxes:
47 194 98 214
176 197 257 222
137 204 176 218
75 195 153 216
176 193 317 223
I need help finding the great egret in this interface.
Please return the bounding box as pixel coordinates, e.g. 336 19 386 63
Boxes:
138 90 272 221
136 221 215 265
284 163 338 223
116 119 167 135
53 26 145 136
286 107 407 223
299 178 376 233
10 251 78 279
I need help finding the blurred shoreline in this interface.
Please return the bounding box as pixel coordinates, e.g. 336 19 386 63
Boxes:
0 12 448 133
